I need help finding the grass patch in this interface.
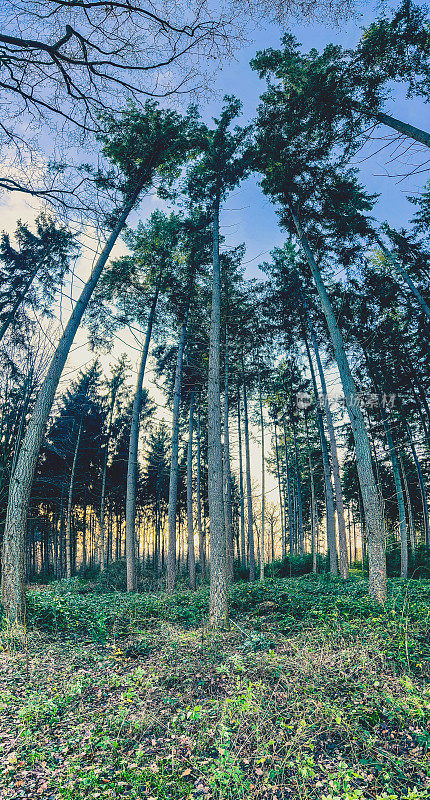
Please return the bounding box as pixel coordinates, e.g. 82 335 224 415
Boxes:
1 576 430 799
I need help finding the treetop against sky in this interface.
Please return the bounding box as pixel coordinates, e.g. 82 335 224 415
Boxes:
0 1 424 492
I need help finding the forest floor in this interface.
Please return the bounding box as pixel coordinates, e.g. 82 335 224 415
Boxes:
1 575 430 800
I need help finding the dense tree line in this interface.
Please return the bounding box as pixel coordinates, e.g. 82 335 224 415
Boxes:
0 0 430 625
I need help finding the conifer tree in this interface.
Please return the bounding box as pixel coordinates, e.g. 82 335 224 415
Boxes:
186 97 252 624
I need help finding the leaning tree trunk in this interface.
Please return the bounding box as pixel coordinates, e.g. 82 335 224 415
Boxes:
223 325 234 581
349 100 430 149
196 401 205 578
237 392 246 570
208 195 228 626
375 234 430 324
258 367 265 581
126 287 159 593
1 185 142 623
242 358 256 582
167 300 190 594
289 202 387 603
187 391 196 590
65 415 83 578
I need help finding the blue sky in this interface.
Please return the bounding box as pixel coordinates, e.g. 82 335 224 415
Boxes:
196 0 430 278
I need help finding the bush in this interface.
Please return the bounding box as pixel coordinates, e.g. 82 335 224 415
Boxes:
360 544 430 579
265 553 329 578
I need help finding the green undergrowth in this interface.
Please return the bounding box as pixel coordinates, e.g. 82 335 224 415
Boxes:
17 577 430 675
1 576 430 800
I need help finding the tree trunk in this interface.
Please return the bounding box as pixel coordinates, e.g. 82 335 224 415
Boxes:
82 497 87 569
406 421 430 547
289 202 386 603
304 412 317 573
223 326 234 581
289 396 304 554
196 401 205 578
301 327 338 574
302 309 348 575
258 367 265 581
349 100 430 149
100 398 116 572
364 354 408 579
10 370 34 480
283 418 294 557
375 234 430 323
126 287 159 593
187 391 196 590
65 415 83 578
167 300 190 593
379 400 408 578
1 185 143 623
237 392 246 569
208 196 228 625
274 417 285 560
242 358 256 582
400 455 416 553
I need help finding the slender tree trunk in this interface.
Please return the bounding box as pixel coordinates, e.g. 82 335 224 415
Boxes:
274 417 285 560
303 313 348 575
167 300 190 593
302 329 338 574
348 506 352 564
379 400 408 578
258 368 265 581
242 359 256 582
196 401 205 578
82 497 87 569
375 234 430 323
65 415 83 579
187 391 196 590
289 203 387 603
100 398 116 572
400 455 416 553
10 371 34 480
349 100 430 149
126 287 159 593
223 326 234 581
406 421 430 547
237 392 246 569
304 412 317 573
208 195 228 625
283 418 294 557
1 185 143 623
289 396 304 554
